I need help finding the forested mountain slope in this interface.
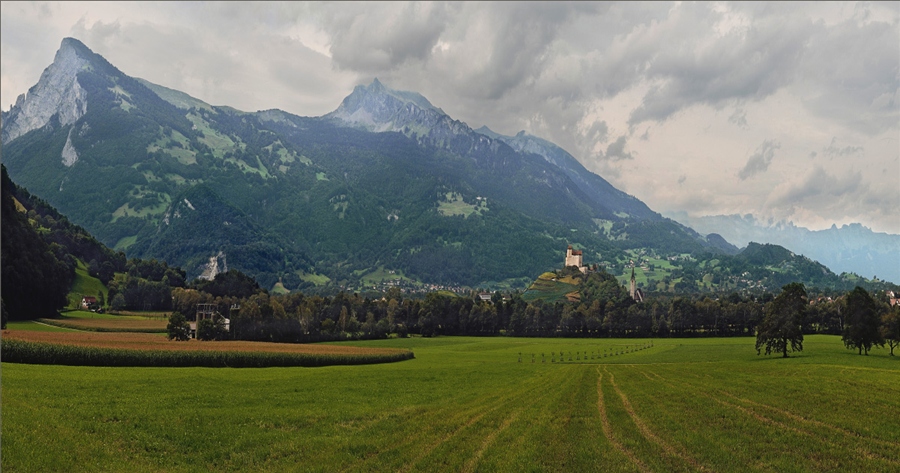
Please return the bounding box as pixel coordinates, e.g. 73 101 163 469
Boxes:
0 38 748 292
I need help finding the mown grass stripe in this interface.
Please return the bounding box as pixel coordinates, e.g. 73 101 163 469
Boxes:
605 367 709 472
717 390 900 451
385 376 550 472
597 368 652 473
637 366 900 471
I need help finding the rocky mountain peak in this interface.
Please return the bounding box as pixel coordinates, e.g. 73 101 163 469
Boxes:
1 38 93 144
326 78 446 132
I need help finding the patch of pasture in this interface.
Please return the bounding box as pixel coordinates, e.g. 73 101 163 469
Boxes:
113 235 138 251
358 266 413 286
65 260 108 310
1 335 897 472
2 321 77 332
295 270 331 286
437 192 488 218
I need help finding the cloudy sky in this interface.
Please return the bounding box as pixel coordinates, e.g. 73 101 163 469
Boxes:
2 2 898 233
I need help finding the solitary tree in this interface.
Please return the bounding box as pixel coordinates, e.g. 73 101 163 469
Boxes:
756 283 807 358
842 286 884 355
881 306 900 356
166 312 190 341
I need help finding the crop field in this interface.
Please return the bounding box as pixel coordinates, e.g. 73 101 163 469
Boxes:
38 310 170 333
2 335 898 472
39 311 168 332
1 330 407 357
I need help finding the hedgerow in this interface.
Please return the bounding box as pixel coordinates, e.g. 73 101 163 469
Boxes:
0 339 414 368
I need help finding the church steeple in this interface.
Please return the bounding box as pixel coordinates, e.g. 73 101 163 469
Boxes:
630 267 636 299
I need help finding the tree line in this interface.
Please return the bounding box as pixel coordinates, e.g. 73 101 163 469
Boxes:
166 267 900 355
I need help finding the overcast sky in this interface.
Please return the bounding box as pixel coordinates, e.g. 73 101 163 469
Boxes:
2 2 898 233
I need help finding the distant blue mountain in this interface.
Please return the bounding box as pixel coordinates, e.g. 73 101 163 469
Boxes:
668 213 900 284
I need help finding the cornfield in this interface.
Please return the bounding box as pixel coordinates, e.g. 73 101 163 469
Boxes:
1 331 414 367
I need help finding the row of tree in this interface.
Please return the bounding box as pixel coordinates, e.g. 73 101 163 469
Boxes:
757 284 900 357
166 268 900 356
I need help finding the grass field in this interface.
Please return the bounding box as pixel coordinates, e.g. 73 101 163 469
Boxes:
2 335 898 472
3 320 77 332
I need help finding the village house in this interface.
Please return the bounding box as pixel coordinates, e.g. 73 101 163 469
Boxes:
81 296 97 309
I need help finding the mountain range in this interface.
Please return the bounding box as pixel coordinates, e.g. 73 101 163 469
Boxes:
668 212 900 284
3 38 893 293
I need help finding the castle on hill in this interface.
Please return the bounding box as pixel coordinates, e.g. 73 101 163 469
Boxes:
565 245 588 273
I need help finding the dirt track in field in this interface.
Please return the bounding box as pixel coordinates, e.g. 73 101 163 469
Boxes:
2 330 408 356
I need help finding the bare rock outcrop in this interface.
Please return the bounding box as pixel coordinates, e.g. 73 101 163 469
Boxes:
1 38 89 144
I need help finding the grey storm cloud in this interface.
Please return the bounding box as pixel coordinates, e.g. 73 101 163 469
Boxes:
602 135 634 161
767 165 866 215
728 108 748 128
738 140 780 180
2 1 898 233
628 4 809 125
797 8 900 135
324 2 454 73
822 137 864 159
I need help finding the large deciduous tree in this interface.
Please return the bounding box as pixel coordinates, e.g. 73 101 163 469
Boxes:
881 306 900 356
166 312 191 341
756 283 807 358
842 287 885 355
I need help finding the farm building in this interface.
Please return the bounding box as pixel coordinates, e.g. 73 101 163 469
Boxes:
189 303 230 339
81 296 97 309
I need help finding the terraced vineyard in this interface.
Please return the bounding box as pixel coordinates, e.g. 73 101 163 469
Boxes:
522 272 580 303
2 335 898 472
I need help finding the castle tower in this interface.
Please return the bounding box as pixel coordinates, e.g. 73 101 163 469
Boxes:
565 245 586 272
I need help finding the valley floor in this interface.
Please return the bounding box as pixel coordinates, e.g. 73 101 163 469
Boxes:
2 335 898 472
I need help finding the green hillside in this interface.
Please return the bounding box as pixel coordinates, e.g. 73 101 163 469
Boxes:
66 260 108 310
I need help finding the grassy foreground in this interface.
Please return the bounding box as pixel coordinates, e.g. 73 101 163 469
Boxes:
2 335 898 472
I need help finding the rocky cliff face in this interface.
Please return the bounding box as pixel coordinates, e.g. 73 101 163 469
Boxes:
1 38 90 144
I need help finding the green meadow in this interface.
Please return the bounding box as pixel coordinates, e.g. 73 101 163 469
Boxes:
2 335 898 472
65 260 108 310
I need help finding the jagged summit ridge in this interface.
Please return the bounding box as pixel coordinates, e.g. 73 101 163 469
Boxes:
1 38 91 144
326 78 448 133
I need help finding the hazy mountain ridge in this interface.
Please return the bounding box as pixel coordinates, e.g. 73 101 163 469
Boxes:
669 213 900 284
